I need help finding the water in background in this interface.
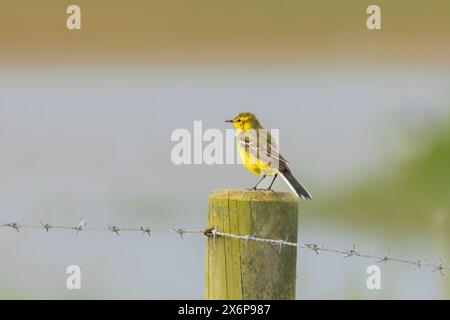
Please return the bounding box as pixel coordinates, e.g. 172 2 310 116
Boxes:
0 65 449 298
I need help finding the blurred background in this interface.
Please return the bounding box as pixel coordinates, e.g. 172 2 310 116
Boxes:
0 0 449 299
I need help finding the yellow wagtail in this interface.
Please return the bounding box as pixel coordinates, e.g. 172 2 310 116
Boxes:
226 112 312 200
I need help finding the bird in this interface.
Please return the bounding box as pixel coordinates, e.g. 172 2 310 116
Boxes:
226 112 312 200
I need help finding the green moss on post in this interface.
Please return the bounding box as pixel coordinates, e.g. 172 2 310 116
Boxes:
205 189 299 300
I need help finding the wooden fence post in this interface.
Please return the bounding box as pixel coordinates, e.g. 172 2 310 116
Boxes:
205 189 299 300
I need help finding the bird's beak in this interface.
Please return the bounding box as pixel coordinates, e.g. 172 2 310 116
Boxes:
225 119 233 123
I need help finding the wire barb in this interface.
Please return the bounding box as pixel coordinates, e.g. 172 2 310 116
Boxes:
40 221 52 232
108 226 120 236
415 258 428 271
305 243 321 255
140 226 152 237
173 228 185 239
73 219 87 236
377 249 391 266
432 258 445 277
344 243 358 258
3 222 21 232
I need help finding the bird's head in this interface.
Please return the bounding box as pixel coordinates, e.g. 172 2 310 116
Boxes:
225 112 261 130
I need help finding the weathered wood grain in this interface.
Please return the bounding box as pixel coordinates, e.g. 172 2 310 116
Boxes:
205 189 299 300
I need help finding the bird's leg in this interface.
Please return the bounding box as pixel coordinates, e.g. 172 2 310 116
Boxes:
248 175 266 190
265 174 278 191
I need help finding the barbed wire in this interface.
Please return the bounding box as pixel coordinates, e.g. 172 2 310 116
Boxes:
205 228 448 276
0 220 204 238
1 221 447 276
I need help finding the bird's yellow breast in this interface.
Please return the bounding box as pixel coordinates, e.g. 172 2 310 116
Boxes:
237 138 273 176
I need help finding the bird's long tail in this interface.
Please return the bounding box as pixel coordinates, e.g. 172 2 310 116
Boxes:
280 170 312 200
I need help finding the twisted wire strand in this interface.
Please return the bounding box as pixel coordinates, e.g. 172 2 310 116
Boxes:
0 222 447 275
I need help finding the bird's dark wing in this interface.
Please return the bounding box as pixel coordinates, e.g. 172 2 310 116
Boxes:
237 129 289 171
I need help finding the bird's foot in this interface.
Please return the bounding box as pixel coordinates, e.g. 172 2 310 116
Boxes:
247 187 265 192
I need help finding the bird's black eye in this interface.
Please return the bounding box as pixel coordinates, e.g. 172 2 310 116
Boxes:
237 119 241 122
